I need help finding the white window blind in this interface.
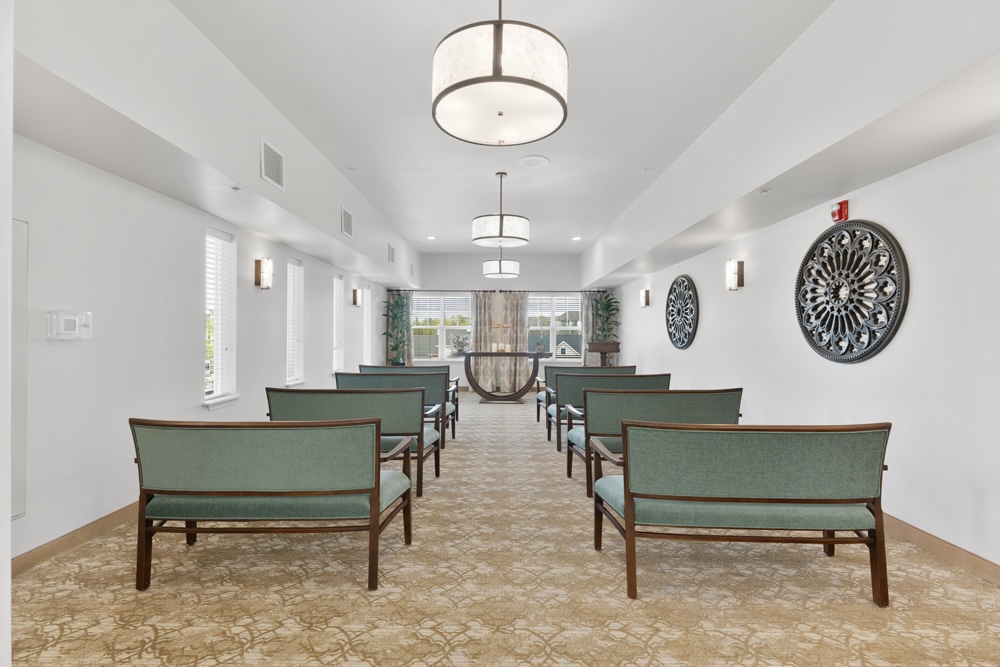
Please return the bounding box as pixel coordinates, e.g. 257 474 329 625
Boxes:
332 274 345 371
205 228 236 399
286 259 304 384
362 285 372 364
410 294 472 359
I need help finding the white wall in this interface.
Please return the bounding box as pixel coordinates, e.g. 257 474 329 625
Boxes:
620 132 1000 565
420 253 582 291
10 136 379 556
2 0 14 657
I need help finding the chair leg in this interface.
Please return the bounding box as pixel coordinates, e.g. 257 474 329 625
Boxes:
185 520 198 545
415 453 424 497
136 518 153 590
626 524 638 599
368 510 380 591
536 400 541 422
546 414 552 441
585 444 594 499
594 500 604 551
450 413 456 440
403 490 412 545
823 530 835 557
434 445 441 477
556 420 562 453
869 526 889 607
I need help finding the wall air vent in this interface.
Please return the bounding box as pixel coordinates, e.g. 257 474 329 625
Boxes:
341 208 354 239
388 244 396 265
260 139 286 191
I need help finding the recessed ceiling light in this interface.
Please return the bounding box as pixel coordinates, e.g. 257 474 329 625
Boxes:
571 236 582 241
517 155 550 169
426 235 436 240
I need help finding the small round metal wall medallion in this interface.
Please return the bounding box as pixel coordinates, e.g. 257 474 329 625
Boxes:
666 275 699 349
795 220 909 363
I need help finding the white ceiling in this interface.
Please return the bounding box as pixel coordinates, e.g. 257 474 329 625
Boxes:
168 0 834 256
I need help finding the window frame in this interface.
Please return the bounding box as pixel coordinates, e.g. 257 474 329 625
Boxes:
286 258 305 386
203 228 239 408
410 293 472 361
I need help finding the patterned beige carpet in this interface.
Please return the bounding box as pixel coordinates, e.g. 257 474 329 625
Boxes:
12 398 1000 666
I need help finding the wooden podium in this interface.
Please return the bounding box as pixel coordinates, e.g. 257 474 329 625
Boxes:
462 351 551 402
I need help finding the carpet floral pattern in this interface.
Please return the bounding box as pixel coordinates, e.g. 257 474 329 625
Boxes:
13 399 1000 666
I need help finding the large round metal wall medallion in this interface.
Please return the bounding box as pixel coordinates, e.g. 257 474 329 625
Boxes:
795 220 909 363
666 274 699 349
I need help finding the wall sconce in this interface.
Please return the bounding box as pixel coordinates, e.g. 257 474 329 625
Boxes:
254 257 273 290
725 259 744 291
639 288 651 308
352 288 363 307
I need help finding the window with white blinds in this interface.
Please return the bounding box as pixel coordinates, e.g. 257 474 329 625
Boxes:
286 259 304 384
362 284 372 364
528 294 583 359
205 228 237 400
410 294 472 359
332 274 345 371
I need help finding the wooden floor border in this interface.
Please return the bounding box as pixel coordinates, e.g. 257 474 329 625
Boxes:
10 506 1000 587
884 513 1000 587
12 503 136 576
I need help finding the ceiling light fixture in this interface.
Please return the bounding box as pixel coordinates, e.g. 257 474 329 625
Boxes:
483 247 520 279
431 0 568 146
472 172 529 248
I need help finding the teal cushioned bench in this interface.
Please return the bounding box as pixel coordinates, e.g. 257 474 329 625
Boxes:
593 421 891 605
538 365 636 437
550 372 669 451
360 364 460 425
566 388 742 497
337 371 455 445
130 417 412 591
267 386 439 497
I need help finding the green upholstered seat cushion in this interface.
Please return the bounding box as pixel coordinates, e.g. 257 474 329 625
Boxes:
536 391 547 404
547 404 568 420
381 427 439 452
145 470 410 520
593 476 876 531
567 426 585 448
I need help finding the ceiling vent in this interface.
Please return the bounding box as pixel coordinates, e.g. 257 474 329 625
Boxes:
387 244 396 265
341 208 353 239
260 138 286 191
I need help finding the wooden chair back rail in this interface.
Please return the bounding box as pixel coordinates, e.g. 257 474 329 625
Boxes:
549 373 671 451
265 386 438 497
130 417 411 592
593 421 891 605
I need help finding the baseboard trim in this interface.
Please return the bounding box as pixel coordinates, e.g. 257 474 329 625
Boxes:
885 513 1000 586
12 503 136 577
10 505 1000 587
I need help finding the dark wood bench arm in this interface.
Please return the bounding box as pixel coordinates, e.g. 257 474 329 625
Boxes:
591 437 622 484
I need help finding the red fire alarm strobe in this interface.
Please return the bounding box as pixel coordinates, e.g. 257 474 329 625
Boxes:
830 200 849 223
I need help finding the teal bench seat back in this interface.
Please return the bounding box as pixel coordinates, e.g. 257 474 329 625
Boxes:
555 373 671 411
336 371 449 405
623 422 890 502
267 387 424 436
545 364 635 389
360 364 451 375
583 388 742 439
131 419 380 494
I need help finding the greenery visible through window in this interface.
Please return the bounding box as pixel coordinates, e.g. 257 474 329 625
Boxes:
411 295 472 360
529 295 582 359
205 229 236 398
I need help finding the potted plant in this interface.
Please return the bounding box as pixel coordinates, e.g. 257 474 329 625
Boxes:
587 291 621 365
382 292 409 365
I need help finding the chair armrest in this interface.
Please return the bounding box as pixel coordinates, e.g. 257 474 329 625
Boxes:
591 438 621 466
591 437 621 484
381 436 413 461
423 404 442 417
450 377 459 389
546 387 556 395
566 404 584 418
